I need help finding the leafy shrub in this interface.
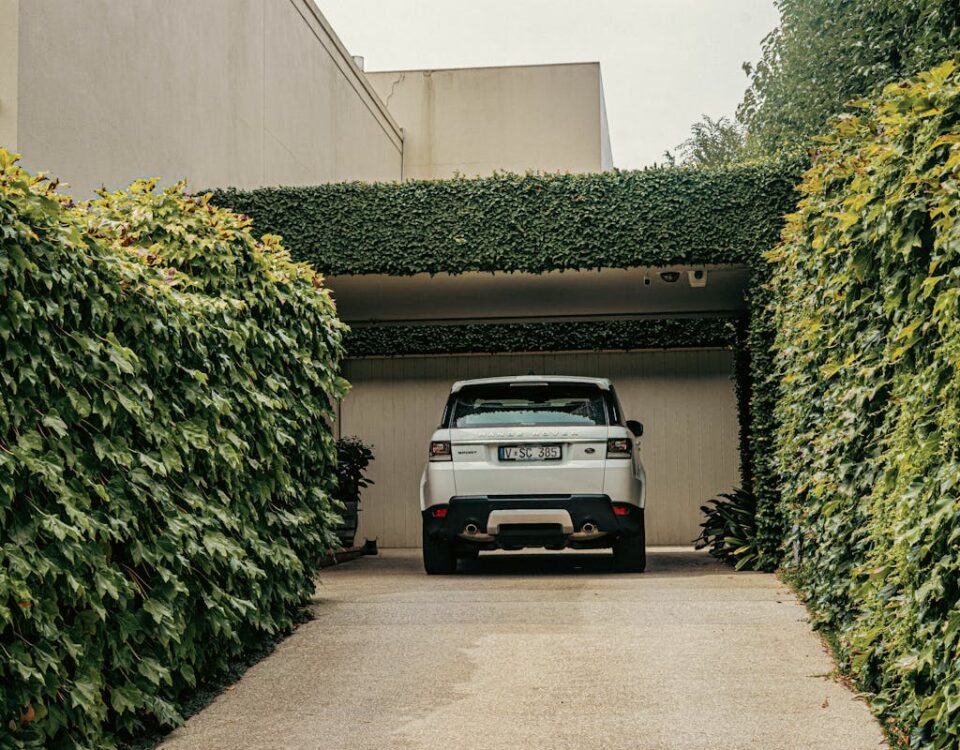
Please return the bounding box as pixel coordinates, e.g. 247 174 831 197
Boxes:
0 151 347 748
333 437 374 547
693 489 761 570
769 57 960 748
334 438 374 506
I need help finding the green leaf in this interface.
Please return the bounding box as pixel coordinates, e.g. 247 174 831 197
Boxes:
41 413 68 438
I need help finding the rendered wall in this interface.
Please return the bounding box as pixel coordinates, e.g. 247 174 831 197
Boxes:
366 62 611 179
14 0 402 196
0 0 17 150
599 75 613 170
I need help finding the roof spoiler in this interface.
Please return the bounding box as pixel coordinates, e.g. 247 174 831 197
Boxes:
450 377 611 393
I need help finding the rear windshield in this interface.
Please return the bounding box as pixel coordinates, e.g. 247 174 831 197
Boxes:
447 383 608 428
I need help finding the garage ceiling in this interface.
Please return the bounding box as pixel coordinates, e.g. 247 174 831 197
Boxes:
328 265 749 324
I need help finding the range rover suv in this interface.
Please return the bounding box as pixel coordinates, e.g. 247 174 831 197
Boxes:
419 375 646 574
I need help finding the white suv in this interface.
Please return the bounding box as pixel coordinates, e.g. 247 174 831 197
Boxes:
420 375 646 574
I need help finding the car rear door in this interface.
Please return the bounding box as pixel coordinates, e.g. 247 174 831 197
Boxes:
450 424 608 496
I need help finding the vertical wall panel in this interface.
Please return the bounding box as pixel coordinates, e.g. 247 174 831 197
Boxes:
340 350 739 548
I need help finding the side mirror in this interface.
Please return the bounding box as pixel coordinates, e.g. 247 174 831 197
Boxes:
626 419 643 438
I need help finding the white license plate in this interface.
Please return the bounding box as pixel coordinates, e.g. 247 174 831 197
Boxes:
498 444 562 462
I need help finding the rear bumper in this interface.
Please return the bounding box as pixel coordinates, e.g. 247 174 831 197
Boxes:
422 494 643 549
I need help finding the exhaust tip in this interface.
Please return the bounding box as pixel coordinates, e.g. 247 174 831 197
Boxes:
464 523 480 535
581 522 597 534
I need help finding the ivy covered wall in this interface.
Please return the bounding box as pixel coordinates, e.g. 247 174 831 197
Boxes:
209 165 798 276
345 318 737 357
769 58 960 748
1 155 347 748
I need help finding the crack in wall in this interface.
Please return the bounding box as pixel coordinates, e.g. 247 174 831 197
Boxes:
384 72 405 109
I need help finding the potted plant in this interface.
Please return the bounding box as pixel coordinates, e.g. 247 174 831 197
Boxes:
334 437 375 548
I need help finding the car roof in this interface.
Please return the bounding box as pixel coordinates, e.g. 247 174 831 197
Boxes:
450 375 612 393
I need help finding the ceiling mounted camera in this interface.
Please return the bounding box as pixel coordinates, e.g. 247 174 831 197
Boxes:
687 269 708 288
659 271 681 283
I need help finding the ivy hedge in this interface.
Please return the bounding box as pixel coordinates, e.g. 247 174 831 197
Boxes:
742 261 783 569
344 318 737 357
770 58 960 747
208 165 799 276
0 152 347 749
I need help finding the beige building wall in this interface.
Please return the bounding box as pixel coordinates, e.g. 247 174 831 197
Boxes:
0 0 17 150
10 0 402 196
340 349 739 548
599 78 613 170
366 62 613 180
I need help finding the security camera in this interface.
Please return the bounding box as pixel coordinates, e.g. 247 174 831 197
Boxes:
659 271 681 283
687 269 708 288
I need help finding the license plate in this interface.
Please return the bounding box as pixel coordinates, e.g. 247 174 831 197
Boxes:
498 444 562 462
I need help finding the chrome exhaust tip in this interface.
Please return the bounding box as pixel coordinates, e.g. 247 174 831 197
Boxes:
581 522 597 534
464 523 480 535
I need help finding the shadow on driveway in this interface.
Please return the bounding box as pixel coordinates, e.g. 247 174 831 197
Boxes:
456 546 727 578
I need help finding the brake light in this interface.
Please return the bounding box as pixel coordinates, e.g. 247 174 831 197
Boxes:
432 506 449 518
612 503 631 517
606 438 631 458
429 441 451 461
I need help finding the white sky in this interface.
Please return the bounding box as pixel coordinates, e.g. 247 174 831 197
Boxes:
317 0 781 169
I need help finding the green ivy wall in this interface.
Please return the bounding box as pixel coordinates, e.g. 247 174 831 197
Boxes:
770 58 960 748
209 165 798 276
345 318 737 357
1 155 347 749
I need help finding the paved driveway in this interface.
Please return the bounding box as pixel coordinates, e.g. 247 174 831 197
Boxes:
160 548 886 750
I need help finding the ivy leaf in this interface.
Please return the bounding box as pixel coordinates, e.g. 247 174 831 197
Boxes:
41 413 68 438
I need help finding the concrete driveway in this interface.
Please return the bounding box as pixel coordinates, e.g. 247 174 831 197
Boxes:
159 548 886 750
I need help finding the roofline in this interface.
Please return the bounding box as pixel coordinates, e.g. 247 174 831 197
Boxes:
366 61 602 76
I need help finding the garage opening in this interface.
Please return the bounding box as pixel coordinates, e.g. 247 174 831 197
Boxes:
338 347 739 548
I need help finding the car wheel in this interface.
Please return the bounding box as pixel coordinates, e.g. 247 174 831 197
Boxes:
613 512 646 573
423 533 457 575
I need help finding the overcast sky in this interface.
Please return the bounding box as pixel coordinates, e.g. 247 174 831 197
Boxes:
318 0 781 169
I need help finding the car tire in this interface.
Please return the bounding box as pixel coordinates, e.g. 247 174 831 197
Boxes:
423 533 457 575
613 512 646 573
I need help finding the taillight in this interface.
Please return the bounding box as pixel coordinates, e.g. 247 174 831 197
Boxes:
429 441 452 461
432 506 449 518
612 503 631 517
606 438 632 458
